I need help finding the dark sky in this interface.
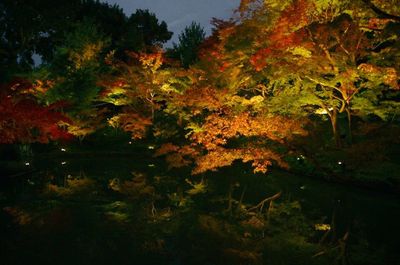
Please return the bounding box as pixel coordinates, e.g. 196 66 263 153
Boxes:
101 0 240 46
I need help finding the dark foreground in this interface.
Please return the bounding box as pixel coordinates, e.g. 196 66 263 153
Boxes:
0 152 399 265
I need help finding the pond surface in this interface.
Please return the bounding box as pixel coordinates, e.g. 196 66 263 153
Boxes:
1 154 399 265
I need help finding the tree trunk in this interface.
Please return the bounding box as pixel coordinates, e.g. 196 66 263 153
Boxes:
330 109 341 148
346 108 352 145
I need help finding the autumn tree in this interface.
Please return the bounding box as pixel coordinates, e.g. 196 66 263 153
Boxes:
229 0 400 147
154 18 308 174
0 80 71 144
99 48 186 140
154 0 400 176
27 20 112 141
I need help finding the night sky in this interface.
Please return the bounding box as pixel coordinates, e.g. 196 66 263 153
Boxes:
101 0 240 46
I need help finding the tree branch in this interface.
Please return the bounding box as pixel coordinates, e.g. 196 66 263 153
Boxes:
362 0 400 22
247 191 281 212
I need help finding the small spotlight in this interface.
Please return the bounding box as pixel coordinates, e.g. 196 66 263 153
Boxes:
297 155 305 161
148 145 155 150
128 141 132 145
148 164 155 167
61 148 66 152
338 161 342 165
25 162 30 166
61 161 67 165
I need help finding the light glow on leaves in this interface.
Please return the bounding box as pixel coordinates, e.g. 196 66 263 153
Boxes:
70 42 104 70
185 178 207 195
314 223 331 231
288 47 312 58
108 113 152 139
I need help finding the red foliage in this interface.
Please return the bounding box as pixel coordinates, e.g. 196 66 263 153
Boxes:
250 48 272 71
248 0 311 71
198 18 235 64
271 0 310 36
0 82 72 143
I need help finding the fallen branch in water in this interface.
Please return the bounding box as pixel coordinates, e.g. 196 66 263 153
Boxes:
247 191 282 213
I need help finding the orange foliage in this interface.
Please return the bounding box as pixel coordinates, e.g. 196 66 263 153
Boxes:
190 111 307 150
154 143 180 156
192 147 288 175
174 87 227 114
155 107 306 174
250 31 310 71
262 0 310 46
155 143 199 169
358 64 399 89
109 112 152 139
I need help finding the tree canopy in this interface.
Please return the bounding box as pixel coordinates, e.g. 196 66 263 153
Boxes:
169 22 206 68
0 0 172 81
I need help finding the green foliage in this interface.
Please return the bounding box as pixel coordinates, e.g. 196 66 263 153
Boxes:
0 0 79 70
43 20 109 111
170 22 206 67
122 9 173 53
0 0 172 73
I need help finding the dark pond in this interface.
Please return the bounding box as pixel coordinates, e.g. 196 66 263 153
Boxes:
1 153 399 265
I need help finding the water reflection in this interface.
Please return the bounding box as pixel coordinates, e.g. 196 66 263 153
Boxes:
0 157 399 265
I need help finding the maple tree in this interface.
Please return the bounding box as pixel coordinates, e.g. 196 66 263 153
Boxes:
154 0 399 174
0 80 71 144
155 26 308 174
221 0 400 147
25 20 113 141
100 49 183 139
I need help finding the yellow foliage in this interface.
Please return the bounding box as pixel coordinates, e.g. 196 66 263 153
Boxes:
314 223 331 231
139 51 164 73
32 80 54 94
185 178 207 195
288 47 312 58
70 42 104 69
109 173 155 198
228 95 265 110
59 120 96 139
45 178 95 196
